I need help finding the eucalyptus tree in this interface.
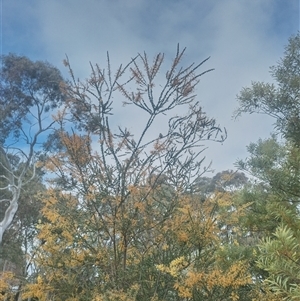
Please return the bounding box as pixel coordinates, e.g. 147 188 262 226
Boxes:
0 54 65 244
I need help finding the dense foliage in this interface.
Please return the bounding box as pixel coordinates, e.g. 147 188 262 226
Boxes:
234 33 300 300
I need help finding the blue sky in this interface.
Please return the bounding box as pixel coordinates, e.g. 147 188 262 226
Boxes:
1 0 299 174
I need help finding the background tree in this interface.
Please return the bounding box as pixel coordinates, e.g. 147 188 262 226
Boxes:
234 32 300 299
0 54 65 244
192 170 248 197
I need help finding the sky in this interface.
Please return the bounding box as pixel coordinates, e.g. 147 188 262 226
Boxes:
1 0 299 175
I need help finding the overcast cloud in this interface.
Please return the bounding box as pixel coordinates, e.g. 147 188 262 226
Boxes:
2 0 299 174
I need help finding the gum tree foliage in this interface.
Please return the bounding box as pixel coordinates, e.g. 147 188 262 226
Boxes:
193 170 248 195
234 33 300 299
23 46 230 300
0 54 65 244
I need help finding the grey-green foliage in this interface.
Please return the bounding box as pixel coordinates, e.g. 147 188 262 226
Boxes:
193 170 248 197
0 53 65 143
234 33 300 145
